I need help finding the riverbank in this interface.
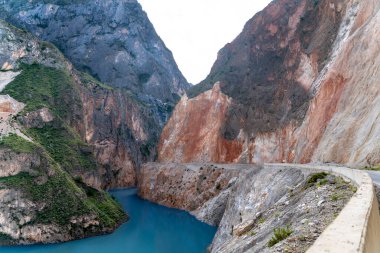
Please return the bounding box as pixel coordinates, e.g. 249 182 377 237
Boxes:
138 163 356 252
0 188 216 253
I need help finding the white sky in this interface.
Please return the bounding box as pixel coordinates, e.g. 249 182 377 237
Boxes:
139 0 273 84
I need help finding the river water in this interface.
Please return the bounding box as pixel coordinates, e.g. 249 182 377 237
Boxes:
0 188 217 253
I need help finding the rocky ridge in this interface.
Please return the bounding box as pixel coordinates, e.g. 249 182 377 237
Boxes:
0 0 189 104
0 20 128 245
159 0 380 169
0 0 191 188
0 20 156 189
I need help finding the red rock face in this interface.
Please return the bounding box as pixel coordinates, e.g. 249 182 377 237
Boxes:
159 83 242 163
159 0 380 168
188 0 346 139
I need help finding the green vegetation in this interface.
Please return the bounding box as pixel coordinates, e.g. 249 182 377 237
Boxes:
2 63 96 172
334 176 357 193
0 169 124 227
0 63 126 229
329 176 357 201
0 134 38 153
0 232 13 242
349 185 358 193
307 172 328 184
331 194 341 202
258 217 266 224
27 125 96 172
1 63 80 117
307 172 329 187
366 167 380 171
80 72 113 90
268 225 294 247
87 193 126 227
316 178 328 188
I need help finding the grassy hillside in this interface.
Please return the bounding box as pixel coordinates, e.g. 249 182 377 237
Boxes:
0 134 126 229
1 63 97 172
0 63 127 237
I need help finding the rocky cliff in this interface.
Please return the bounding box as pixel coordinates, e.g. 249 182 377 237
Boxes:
138 163 241 226
0 141 126 245
0 0 190 188
138 163 355 252
159 0 380 168
0 0 188 104
0 20 131 244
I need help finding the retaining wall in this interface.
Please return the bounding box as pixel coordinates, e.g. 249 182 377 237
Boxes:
266 164 380 253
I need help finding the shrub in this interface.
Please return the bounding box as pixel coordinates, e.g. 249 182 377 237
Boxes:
316 178 328 187
0 133 38 153
268 225 293 247
27 125 97 172
1 63 80 117
307 172 328 184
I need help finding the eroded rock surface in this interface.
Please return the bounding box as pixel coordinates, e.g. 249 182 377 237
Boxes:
0 19 129 245
158 83 242 163
210 167 354 253
137 163 355 253
0 0 191 188
0 0 189 103
0 147 127 246
138 163 241 225
0 15 175 188
159 0 380 168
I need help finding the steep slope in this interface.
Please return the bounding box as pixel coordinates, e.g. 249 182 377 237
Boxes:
0 0 190 184
138 163 355 253
159 0 380 168
0 18 151 188
0 20 126 245
0 0 188 104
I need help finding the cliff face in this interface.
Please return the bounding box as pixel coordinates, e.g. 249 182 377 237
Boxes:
0 145 126 245
138 163 241 225
160 0 380 168
0 0 190 188
0 0 188 104
137 163 355 252
158 83 243 163
0 17 161 189
77 80 163 188
0 20 129 244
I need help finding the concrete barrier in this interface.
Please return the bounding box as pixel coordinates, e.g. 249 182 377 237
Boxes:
266 164 380 253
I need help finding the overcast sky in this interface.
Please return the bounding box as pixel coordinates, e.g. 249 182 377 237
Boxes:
139 0 272 84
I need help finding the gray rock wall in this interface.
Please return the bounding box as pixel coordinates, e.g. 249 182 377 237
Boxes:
0 0 189 104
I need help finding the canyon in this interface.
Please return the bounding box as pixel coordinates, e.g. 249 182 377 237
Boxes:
145 0 380 251
0 0 189 189
0 0 379 251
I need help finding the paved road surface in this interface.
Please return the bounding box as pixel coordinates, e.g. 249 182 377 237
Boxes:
366 170 380 186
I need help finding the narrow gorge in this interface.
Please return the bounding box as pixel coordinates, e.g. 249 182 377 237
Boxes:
0 0 379 252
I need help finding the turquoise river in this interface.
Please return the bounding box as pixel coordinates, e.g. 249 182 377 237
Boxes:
0 188 217 253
